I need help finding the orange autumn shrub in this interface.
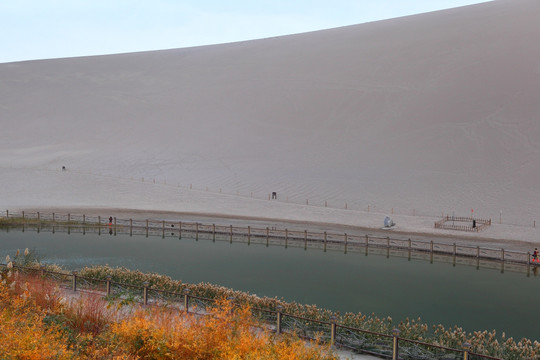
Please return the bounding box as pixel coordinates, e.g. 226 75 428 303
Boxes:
0 269 337 360
108 299 337 359
63 292 116 336
0 272 74 359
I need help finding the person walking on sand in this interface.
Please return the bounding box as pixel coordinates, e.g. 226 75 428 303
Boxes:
533 248 539 263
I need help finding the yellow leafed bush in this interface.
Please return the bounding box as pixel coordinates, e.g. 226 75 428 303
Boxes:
107 299 336 359
0 270 337 360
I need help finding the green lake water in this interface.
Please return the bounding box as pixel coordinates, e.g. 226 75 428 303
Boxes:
1 227 539 341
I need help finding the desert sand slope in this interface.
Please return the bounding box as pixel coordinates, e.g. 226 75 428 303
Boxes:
1 0 539 236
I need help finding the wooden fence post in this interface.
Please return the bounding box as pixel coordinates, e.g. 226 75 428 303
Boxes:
324 232 327 252
143 282 149 305
106 277 112 296
330 316 337 346
285 229 288 248
463 343 471 360
276 305 283 334
184 289 190 313
344 233 348 253
392 329 400 360
304 230 308 250
266 227 269 247
72 271 77 292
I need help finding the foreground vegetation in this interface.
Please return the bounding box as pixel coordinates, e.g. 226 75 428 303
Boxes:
0 256 337 359
80 265 540 359
3 248 540 359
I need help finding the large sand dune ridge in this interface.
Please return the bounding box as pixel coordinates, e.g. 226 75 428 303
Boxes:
1 0 540 238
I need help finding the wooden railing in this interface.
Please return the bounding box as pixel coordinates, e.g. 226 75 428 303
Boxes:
0 262 502 360
2 211 536 271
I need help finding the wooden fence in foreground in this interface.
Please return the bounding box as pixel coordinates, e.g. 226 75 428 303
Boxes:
2 210 537 270
0 262 502 360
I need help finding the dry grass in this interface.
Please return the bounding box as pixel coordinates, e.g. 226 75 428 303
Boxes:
3 251 540 359
0 267 338 359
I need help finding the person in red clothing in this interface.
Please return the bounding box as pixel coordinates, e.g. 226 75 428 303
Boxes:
533 248 539 263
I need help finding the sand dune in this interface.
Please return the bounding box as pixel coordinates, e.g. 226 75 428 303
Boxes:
1 0 540 240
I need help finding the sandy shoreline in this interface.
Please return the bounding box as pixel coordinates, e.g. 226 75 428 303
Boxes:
3 1 540 243
3 0 540 261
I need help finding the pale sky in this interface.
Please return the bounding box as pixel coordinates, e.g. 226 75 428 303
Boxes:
1 0 490 64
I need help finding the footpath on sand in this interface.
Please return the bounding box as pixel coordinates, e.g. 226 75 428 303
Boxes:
335 350 380 360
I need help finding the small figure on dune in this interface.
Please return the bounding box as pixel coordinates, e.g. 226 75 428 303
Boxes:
272 192 277 199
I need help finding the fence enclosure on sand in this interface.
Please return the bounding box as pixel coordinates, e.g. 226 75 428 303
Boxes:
435 216 492 232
